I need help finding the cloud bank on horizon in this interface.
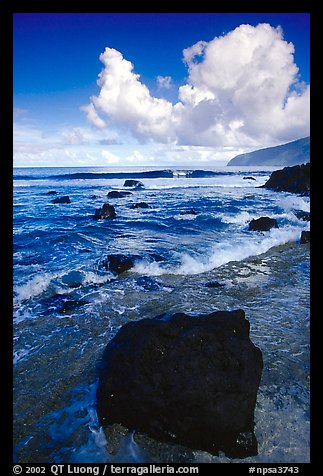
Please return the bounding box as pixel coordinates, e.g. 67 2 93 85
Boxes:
83 23 310 149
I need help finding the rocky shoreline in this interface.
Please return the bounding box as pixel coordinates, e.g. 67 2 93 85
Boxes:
93 163 310 458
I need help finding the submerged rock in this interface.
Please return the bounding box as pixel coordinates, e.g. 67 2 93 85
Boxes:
179 209 198 215
46 190 58 195
94 203 117 220
123 179 144 188
205 281 225 288
97 309 263 458
248 217 278 231
51 195 71 204
243 176 257 181
60 300 88 314
40 294 88 315
261 163 310 194
61 270 84 288
136 276 165 291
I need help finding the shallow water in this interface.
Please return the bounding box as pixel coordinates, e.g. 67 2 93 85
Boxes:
13 166 310 463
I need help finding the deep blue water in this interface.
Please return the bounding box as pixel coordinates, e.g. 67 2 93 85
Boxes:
13 166 310 463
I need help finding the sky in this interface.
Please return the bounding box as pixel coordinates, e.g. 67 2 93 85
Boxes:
13 12 310 168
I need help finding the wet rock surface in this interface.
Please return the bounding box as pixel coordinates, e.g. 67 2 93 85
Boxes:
97 309 263 458
248 217 278 231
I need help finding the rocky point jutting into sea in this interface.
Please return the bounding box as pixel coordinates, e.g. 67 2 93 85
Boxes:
13 162 310 463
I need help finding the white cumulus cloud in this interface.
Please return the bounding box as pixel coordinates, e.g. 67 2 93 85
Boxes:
82 23 310 148
156 75 173 89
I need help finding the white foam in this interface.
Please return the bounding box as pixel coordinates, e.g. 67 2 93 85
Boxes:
13 348 32 364
173 213 197 221
14 273 55 302
279 195 310 212
83 271 112 285
221 211 253 225
133 227 302 276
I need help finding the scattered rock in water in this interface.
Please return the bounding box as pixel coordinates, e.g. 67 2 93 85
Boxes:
107 191 133 198
131 202 150 209
94 203 117 220
294 210 310 222
90 195 98 199
248 216 278 231
97 309 263 458
99 253 165 276
51 196 71 204
99 254 138 275
123 179 144 188
205 281 225 288
46 190 58 195
179 209 198 215
243 176 257 181
261 163 310 194
40 294 88 315
300 230 310 244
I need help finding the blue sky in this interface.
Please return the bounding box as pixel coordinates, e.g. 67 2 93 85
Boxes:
13 13 310 167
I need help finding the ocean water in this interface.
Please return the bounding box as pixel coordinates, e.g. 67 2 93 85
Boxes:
13 165 310 463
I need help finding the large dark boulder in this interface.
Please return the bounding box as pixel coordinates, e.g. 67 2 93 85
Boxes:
261 163 310 194
123 179 144 188
94 203 117 220
97 309 263 458
248 217 278 231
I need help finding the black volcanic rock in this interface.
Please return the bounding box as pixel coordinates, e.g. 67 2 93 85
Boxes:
123 179 144 188
300 231 310 244
94 203 117 220
99 253 165 275
107 191 133 198
99 254 137 275
131 202 150 209
294 210 310 222
51 196 71 204
205 281 225 288
261 163 310 194
248 217 278 231
97 309 263 458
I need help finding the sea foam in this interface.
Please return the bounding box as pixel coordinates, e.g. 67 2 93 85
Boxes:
133 227 303 276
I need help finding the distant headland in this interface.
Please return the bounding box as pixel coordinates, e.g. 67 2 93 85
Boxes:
227 137 310 166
